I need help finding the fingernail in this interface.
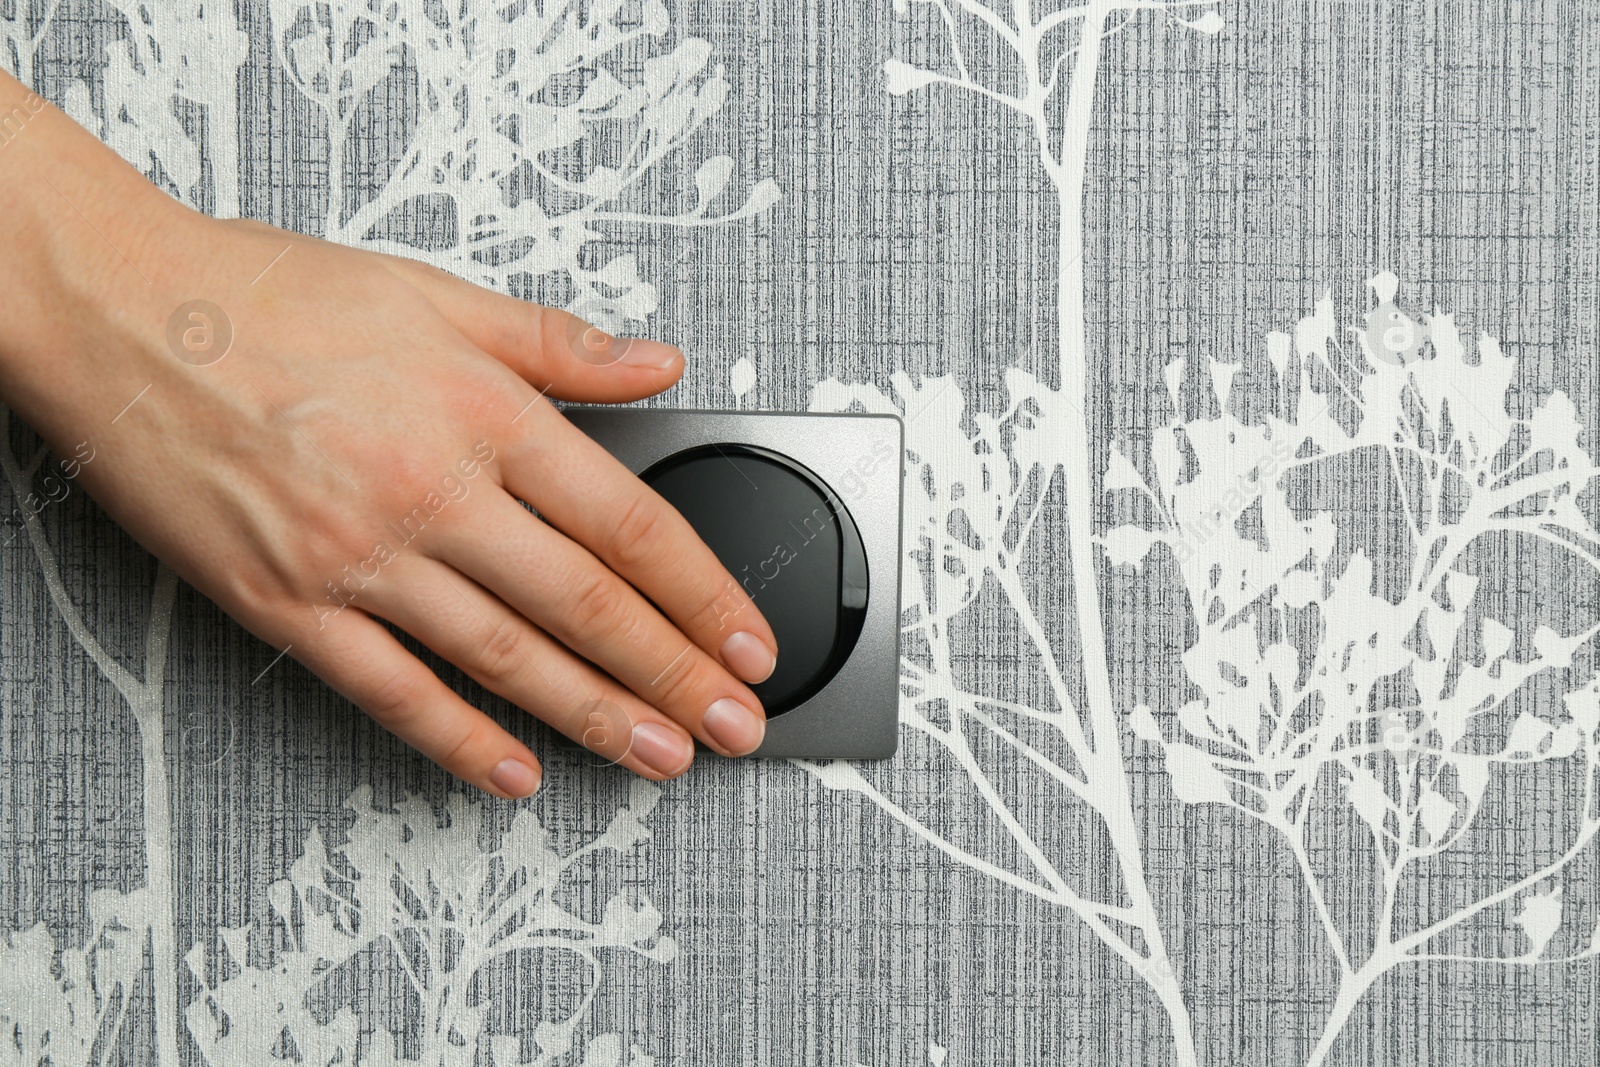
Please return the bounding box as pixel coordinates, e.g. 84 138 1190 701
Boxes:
720 631 777 684
489 758 540 798
702 697 766 756
573 328 678 369
631 721 694 776
613 337 681 370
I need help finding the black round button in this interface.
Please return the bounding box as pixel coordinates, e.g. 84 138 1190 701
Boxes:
641 444 868 716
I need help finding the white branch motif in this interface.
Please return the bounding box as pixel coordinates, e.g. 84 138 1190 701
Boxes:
808 265 1600 1064
0 886 162 1067
807 3 1220 1063
1119 275 1600 1064
185 782 673 1066
4 5 247 1059
0 424 183 1065
271 0 779 331
42 2 249 211
803 1 1599 1062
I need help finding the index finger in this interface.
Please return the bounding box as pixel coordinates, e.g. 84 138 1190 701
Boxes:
500 401 779 686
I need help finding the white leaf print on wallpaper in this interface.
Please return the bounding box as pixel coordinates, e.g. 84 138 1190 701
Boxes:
185 783 673 1066
4 3 250 1060
1128 279 1600 1065
2 1 776 1064
805 3 1600 1066
806 2 1222 1063
808 269 1600 1066
11 2 251 215
271 0 780 332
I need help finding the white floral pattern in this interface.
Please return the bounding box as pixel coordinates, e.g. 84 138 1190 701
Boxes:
185 783 672 1067
798 2 1600 1065
271 0 778 329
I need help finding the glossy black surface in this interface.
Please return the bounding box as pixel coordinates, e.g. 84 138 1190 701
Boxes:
642 444 868 715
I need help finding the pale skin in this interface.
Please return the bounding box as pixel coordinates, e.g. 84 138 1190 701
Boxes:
0 70 777 798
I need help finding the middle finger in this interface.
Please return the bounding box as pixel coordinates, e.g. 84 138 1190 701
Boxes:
501 401 779 684
436 490 768 757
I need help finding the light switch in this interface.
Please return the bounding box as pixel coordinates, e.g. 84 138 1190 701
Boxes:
564 408 903 759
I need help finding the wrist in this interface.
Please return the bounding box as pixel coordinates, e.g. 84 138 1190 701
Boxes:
0 70 207 443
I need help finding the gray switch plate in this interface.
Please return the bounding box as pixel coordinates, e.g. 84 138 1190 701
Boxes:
563 408 903 759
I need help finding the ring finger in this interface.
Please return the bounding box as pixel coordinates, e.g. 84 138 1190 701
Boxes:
364 554 701 780
437 491 768 757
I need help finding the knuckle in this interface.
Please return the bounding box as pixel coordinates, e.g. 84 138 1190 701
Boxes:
375 447 469 516
470 619 531 685
448 365 523 434
435 718 485 773
648 647 707 709
365 666 425 727
564 572 630 646
605 492 666 571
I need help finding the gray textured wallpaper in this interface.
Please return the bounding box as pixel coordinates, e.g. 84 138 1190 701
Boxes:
3 1 1599 1065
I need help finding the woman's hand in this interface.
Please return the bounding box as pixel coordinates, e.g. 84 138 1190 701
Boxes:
0 71 777 796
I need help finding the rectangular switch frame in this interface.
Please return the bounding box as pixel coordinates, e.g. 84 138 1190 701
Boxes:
563 408 903 759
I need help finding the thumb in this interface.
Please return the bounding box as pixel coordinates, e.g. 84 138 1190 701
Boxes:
380 255 685 403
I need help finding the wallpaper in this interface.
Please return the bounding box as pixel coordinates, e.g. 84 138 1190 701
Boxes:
3 1 1599 1065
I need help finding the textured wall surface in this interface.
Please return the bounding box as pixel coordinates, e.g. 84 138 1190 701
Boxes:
3 2 1599 1065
